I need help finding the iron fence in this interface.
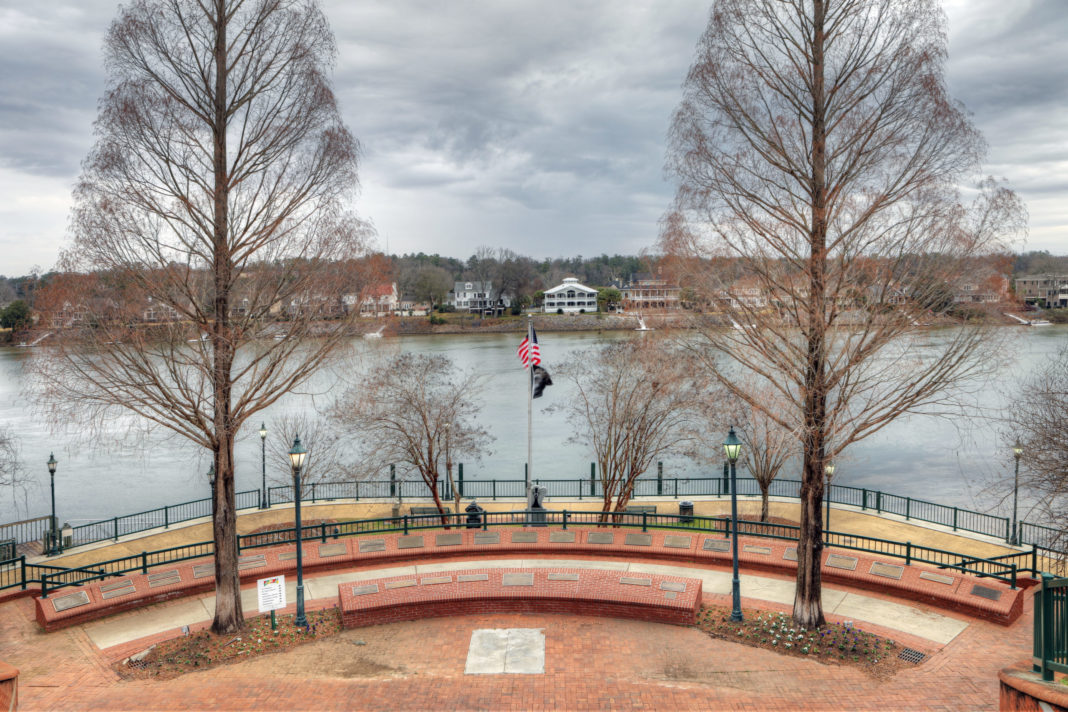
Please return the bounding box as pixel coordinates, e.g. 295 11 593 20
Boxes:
1034 574 1068 681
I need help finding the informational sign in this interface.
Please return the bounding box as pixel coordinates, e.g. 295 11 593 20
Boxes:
257 575 286 613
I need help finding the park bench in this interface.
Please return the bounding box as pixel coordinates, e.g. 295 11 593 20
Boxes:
623 505 658 514
409 506 451 516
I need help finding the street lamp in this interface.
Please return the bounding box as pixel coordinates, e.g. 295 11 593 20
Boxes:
723 426 743 622
259 423 268 509
1010 441 1023 546
47 453 58 556
288 434 308 628
824 462 836 534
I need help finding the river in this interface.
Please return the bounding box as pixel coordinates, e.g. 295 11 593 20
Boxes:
1 326 1064 524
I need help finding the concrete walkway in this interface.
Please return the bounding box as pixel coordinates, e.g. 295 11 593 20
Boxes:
81 557 969 653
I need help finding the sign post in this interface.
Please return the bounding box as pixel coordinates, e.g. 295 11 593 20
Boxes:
257 575 286 632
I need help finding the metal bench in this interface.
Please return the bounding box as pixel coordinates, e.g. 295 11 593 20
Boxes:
409 506 451 516
623 505 658 515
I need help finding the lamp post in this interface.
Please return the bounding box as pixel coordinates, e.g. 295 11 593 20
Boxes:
1010 441 1022 546
824 462 836 534
723 426 743 622
47 453 58 556
289 435 308 628
259 423 268 509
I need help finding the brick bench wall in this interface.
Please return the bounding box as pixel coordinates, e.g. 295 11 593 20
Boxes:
338 567 701 629
33 526 1025 630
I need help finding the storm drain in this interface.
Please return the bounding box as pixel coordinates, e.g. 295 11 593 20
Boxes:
897 647 926 664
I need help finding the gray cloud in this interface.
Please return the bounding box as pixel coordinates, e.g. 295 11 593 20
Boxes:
0 0 1064 276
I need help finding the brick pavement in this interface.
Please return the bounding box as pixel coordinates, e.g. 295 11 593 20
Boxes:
1 578 1035 711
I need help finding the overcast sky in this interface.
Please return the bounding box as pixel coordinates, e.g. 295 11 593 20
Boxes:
0 0 1064 277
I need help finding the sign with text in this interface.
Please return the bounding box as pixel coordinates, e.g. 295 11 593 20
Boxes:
257 575 286 613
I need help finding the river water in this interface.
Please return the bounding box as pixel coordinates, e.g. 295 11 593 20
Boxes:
1 326 1064 524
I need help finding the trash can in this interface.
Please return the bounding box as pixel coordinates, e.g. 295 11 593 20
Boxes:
465 501 485 529
679 501 694 524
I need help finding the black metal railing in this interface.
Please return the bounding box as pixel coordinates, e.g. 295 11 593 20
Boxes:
12 509 1039 597
1034 574 1068 681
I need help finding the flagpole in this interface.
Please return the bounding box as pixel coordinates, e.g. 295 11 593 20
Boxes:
526 313 534 509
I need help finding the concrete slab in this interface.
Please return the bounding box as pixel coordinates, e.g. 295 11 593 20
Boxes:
828 592 968 645
465 629 545 675
84 596 213 649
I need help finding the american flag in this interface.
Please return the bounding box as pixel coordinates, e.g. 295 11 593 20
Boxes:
517 327 541 368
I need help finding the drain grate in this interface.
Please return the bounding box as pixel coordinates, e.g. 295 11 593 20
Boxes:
898 647 926 664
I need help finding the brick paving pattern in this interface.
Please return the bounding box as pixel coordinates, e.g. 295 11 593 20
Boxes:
0 580 1034 711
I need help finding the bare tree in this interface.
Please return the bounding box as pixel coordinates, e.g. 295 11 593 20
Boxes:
663 0 1024 627
1006 348 1068 567
31 0 373 634
733 390 798 523
331 353 493 522
554 338 710 519
265 412 347 495
0 426 27 514
410 265 454 312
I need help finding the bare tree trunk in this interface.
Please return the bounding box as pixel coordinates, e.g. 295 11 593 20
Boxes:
759 485 769 524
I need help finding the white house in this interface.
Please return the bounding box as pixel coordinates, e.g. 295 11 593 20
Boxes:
449 281 510 314
543 277 598 313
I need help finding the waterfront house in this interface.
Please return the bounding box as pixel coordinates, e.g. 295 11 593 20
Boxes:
543 277 598 313
620 272 681 312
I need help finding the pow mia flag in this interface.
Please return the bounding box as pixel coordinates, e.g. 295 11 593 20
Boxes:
532 364 552 398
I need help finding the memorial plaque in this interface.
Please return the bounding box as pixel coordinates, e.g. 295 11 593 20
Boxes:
359 538 386 553
549 531 576 543
620 577 652 586
52 591 90 612
148 570 181 588
473 532 500 545
435 533 462 547
869 562 904 580
318 543 347 558
664 592 677 600
703 539 730 552
397 536 425 549
971 584 1002 601
547 573 579 581
511 531 538 543
101 579 134 593
826 554 858 571
384 580 417 590
420 576 452 585
502 573 534 586
663 535 692 549
278 551 297 561
783 548 798 561
238 554 267 571
350 584 379 597
587 532 614 545
743 545 772 556
458 574 489 583
625 533 653 547
919 571 955 585
101 581 136 599
193 563 214 579
659 581 686 593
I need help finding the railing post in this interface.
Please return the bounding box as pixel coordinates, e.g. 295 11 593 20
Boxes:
267 486 272 508
578 478 582 500
876 491 882 514
403 515 409 535
1006 518 1011 544
142 551 148 574
722 462 729 496
590 462 596 497
311 483 317 503
390 464 396 498
1032 544 1038 576
41 572 49 598
563 510 568 530
459 463 464 497
952 507 957 532
165 505 169 529
355 481 359 501
113 517 119 541
320 522 327 543
492 479 496 501
905 497 911 521
642 511 648 533
1041 573 1054 681
674 478 678 499
20 555 26 591
862 488 867 512
657 462 663 496
905 541 912 566
1010 563 1017 590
